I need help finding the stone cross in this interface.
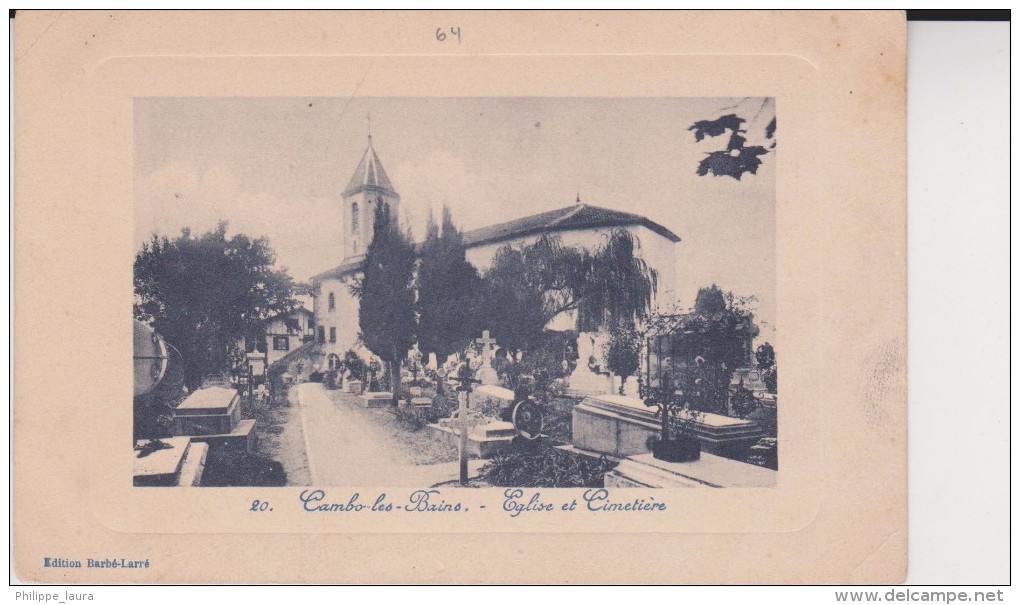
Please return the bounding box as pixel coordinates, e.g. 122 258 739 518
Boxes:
476 330 497 365
475 330 500 386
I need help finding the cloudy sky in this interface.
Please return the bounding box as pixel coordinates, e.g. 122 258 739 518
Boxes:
135 96 776 336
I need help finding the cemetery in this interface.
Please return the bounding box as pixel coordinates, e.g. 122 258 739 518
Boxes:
133 321 301 487
134 260 780 489
299 307 778 489
133 112 779 489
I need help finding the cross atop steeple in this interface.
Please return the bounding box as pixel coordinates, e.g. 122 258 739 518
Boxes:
366 112 372 140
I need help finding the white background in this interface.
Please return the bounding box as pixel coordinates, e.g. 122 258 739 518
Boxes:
906 20 1010 585
4 12 1013 599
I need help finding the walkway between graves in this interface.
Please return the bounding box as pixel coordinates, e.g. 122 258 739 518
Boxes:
296 382 484 487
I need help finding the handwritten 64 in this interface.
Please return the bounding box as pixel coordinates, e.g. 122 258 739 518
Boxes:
435 27 461 43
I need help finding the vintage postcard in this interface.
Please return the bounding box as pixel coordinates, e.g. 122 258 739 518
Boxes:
13 11 907 583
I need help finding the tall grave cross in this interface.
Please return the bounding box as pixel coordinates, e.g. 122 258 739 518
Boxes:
443 362 484 485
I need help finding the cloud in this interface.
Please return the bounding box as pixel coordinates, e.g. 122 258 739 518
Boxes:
134 162 342 280
391 149 499 239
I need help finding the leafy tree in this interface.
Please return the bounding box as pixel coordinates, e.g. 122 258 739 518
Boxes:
755 342 778 394
480 242 556 353
606 318 642 395
481 230 657 352
134 222 295 390
688 102 776 180
357 202 417 404
416 206 484 363
575 229 659 332
694 283 727 314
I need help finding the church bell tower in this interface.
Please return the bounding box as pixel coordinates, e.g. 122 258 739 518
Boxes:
341 135 400 260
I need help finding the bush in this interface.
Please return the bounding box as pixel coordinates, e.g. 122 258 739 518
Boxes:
606 319 641 394
426 391 457 423
746 437 778 470
493 330 578 394
480 440 617 488
201 448 287 487
343 350 368 382
394 403 428 431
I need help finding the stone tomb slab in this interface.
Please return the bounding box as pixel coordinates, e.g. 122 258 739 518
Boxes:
133 437 209 486
604 452 777 488
572 394 764 459
472 384 515 416
173 386 241 436
187 418 257 453
134 437 191 486
356 391 393 408
410 397 433 408
426 420 516 458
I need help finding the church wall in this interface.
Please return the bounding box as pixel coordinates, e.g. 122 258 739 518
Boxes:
312 275 363 366
632 224 679 310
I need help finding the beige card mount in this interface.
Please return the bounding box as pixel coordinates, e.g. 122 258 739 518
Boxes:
13 10 906 584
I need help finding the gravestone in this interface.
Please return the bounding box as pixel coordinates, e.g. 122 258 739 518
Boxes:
566 332 610 397
410 396 433 408
475 331 500 386
172 386 256 453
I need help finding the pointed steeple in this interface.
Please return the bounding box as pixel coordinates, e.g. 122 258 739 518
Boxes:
343 137 396 197
341 135 401 260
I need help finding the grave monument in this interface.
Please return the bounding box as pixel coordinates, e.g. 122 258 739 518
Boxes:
566 331 611 397
172 386 256 453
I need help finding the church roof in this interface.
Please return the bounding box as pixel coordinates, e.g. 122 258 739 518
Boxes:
311 256 365 283
343 139 396 196
462 203 681 248
310 203 679 284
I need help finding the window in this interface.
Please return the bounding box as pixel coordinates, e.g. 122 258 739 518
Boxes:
273 336 290 351
316 326 325 344
328 292 335 312
351 203 359 233
329 327 337 343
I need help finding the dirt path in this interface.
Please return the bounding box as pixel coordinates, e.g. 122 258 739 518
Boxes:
253 388 312 486
296 383 483 487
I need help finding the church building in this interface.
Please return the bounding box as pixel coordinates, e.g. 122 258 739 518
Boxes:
308 136 681 369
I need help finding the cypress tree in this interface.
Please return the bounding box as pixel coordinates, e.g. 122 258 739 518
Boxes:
358 202 417 404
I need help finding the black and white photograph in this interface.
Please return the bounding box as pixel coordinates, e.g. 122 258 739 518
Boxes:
132 96 778 489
